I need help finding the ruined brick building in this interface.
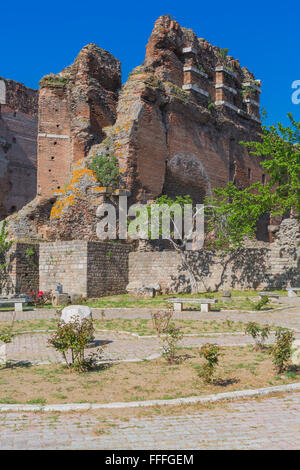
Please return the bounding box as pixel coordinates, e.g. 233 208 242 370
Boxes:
0 78 38 220
3 15 265 242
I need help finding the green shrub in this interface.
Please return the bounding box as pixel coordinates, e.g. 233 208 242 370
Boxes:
89 153 119 187
198 343 221 383
270 328 295 374
218 48 229 63
48 317 103 372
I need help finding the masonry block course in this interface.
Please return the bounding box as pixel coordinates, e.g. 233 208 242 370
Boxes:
39 241 131 297
129 246 300 293
4 243 39 295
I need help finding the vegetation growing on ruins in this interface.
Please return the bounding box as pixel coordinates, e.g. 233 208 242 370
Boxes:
205 114 300 248
39 75 69 88
217 47 229 63
88 152 119 187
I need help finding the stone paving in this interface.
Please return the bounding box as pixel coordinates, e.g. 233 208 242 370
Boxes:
2 296 300 363
5 329 300 364
0 392 299 449
6 332 162 363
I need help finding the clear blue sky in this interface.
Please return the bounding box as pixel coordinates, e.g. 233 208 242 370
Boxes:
1 0 299 126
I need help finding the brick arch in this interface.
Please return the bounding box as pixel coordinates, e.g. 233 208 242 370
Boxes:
163 153 212 203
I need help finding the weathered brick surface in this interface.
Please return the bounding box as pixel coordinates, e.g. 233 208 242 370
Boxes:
37 44 121 198
3 16 266 243
39 241 130 297
0 78 38 219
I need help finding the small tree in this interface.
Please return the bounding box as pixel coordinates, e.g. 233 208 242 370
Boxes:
270 327 295 374
0 221 13 294
161 325 184 364
245 322 271 350
48 316 103 372
145 195 204 293
205 114 300 249
198 343 221 383
151 310 183 364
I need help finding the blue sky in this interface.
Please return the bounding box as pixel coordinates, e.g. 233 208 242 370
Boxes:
1 0 299 126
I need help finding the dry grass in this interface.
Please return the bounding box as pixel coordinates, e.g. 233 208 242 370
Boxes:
0 346 298 405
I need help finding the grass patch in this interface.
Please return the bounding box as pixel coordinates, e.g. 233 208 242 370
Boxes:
81 291 285 311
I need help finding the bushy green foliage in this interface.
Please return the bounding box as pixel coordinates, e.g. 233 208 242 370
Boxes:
218 48 229 63
245 321 271 350
48 317 102 372
198 343 221 383
270 327 295 373
205 114 300 249
89 153 119 187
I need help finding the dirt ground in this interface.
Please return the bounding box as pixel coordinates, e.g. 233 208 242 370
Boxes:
0 345 298 405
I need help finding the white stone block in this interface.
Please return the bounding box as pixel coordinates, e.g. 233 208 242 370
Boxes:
201 303 210 313
15 303 23 312
61 305 92 324
174 302 182 312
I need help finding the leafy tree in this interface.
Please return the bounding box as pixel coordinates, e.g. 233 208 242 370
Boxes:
205 114 300 248
143 195 203 293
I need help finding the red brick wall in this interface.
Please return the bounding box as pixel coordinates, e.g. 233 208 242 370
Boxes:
0 78 38 219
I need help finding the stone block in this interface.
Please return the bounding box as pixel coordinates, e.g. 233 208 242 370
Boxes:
61 305 92 324
52 293 71 307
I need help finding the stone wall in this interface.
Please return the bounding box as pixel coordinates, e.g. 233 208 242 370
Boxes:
3 243 39 295
39 241 131 297
128 245 300 293
0 78 38 219
37 44 121 198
